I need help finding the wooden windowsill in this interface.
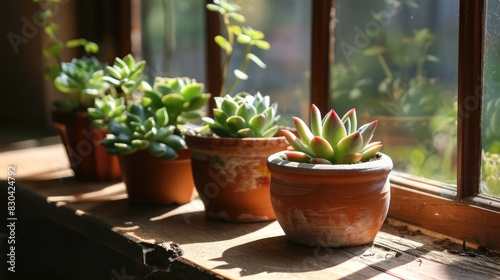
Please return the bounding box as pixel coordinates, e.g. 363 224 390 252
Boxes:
1 144 499 279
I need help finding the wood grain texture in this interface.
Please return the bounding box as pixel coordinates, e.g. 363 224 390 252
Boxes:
2 144 499 279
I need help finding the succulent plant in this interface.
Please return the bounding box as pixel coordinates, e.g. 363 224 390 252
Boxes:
90 70 210 159
53 56 108 112
483 97 500 154
102 54 146 97
142 77 211 130
481 151 500 197
201 91 280 138
280 104 382 164
34 0 99 80
100 102 186 160
206 0 270 96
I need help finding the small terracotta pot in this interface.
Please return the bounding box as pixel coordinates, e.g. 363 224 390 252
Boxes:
267 152 393 247
118 149 194 206
185 134 289 222
52 110 121 181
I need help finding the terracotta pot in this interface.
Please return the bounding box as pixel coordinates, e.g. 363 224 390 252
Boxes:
184 134 289 222
52 110 121 181
267 152 393 247
118 149 194 206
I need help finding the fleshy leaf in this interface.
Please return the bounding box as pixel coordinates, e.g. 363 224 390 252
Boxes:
333 131 363 162
322 109 347 149
309 136 334 161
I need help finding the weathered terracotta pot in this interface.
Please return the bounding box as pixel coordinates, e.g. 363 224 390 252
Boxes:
118 149 194 206
184 134 289 222
267 152 393 247
52 110 121 181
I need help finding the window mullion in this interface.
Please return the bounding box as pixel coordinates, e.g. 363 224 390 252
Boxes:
205 0 222 116
310 0 333 114
457 0 485 200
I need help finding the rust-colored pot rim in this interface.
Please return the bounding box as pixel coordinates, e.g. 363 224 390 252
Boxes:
267 152 393 176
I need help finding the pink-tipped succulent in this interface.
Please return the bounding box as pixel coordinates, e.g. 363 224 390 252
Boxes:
280 104 382 164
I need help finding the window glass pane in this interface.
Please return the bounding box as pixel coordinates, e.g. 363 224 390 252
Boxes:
141 0 206 81
140 0 311 124
481 0 500 198
331 0 459 184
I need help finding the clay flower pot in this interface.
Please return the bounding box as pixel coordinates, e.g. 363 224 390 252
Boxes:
118 149 194 206
52 110 121 181
267 152 393 247
185 134 289 222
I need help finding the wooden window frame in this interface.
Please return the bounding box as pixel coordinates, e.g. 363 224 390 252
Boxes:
202 0 500 249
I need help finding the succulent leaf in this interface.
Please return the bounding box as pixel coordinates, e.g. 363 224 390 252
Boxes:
309 136 334 161
281 129 315 157
310 104 322 136
281 151 311 163
294 117 315 145
322 109 347 150
333 132 364 162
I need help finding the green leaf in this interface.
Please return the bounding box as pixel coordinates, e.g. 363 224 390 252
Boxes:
84 42 99 54
322 109 347 150
227 116 246 133
261 125 278 138
237 34 251 44
236 128 255 137
206 3 225 13
282 151 311 163
129 61 146 80
148 142 167 157
249 114 266 132
161 93 185 114
131 139 149 150
234 69 248 80
254 40 270 50
341 109 357 134
247 53 267 69
236 103 256 122
360 142 382 162
281 129 315 157
358 120 378 149
43 41 63 57
215 35 232 53
310 104 322 136
293 117 314 145
309 136 334 161
106 65 122 80
161 134 186 150
337 153 363 164
220 98 238 115
227 12 245 23
184 93 210 111
333 132 364 162
181 83 203 101
154 108 169 127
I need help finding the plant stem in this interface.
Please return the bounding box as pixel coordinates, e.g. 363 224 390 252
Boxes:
220 13 234 97
376 54 393 80
227 43 252 95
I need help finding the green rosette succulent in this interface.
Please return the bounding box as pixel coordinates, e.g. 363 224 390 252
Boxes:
280 104 382 164
53 56 108 111
100 101 186 160
202 91 280 138
90 74 210 159
142 77 211 129
103 54 146 96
